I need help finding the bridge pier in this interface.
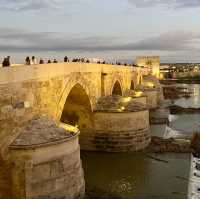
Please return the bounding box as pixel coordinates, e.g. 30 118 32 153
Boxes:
4 117 85 199
79 96 151 152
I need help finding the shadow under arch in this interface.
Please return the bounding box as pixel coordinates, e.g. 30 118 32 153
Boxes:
112 81 122 96
139 76 142 85
60 83 92 130
130 80 135 90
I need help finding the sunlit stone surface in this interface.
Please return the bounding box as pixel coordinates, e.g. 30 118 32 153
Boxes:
5 117 85 199
79 95 151 152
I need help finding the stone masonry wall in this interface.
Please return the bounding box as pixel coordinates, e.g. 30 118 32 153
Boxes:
9 136 84 199
0 72 100 142
79 110 150 152
144 90 158 109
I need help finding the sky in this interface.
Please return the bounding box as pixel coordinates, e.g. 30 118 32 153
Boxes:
1 0 200 63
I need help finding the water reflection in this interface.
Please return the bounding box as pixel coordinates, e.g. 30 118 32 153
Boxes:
81 152 190 199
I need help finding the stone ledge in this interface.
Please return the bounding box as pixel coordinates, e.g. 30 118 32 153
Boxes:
79 129 151 152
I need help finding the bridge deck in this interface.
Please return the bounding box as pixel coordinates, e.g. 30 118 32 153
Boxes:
0 63 142 84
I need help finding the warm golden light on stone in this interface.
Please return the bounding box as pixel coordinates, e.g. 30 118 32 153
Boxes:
135 91 143 97
159 73 164 80
147 82 154 88
59 122 79 134
123 97 132 103
121 106 125 111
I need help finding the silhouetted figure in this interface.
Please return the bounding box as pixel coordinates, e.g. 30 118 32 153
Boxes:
31 56 37 65
2 58 7 67
2 56 10 67
7 56 11 66
53 59 58 63
39 58 44 64
47 60 51 64
25 57 31 65
72 58 78 62
64 56 69 62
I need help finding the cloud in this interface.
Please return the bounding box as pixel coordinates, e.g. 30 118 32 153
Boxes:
1 0 200 12
127 31 199 51
128 0 200 9
0 0 56 11
0 27 199 53
0 0 91 12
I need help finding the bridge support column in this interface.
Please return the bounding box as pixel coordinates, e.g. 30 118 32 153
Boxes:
7 118 85 199
79 96 151 152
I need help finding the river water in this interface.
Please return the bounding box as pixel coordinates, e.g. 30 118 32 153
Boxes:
81 84 200 199
171 84 200 135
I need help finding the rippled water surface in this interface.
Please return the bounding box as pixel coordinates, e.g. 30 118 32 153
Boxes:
81 152 190 199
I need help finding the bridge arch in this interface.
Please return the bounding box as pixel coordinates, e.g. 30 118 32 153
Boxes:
139 75 143 85
130 80 135 90
56 74 94 123
112 80 123 96
59 83 92 129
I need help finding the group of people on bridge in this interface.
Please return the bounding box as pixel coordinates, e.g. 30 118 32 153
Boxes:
1 56 70 67
1 55 137 67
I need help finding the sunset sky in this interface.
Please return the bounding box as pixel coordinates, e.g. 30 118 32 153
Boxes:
1 0 200 63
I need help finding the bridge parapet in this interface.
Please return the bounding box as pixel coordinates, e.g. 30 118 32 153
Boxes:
0 63 142 84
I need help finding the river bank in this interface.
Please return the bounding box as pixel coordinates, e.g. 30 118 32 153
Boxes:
161 79 200 84
169 105 200 114
162 85 193 100
147 136 192 153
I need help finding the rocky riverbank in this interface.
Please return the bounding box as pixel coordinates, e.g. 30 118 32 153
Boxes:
163 85 193 100
147 136 192 153
161 79 200 84
169 105 200 114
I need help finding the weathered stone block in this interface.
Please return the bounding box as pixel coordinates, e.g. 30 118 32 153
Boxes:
1 105 13 114
6 118 85 199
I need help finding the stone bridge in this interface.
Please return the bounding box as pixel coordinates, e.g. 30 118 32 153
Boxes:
0 62 161 199
0 62 154 153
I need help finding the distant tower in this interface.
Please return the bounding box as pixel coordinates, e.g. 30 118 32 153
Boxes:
136 56 160 78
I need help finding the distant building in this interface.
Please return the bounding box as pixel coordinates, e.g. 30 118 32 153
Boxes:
136 56 160 78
